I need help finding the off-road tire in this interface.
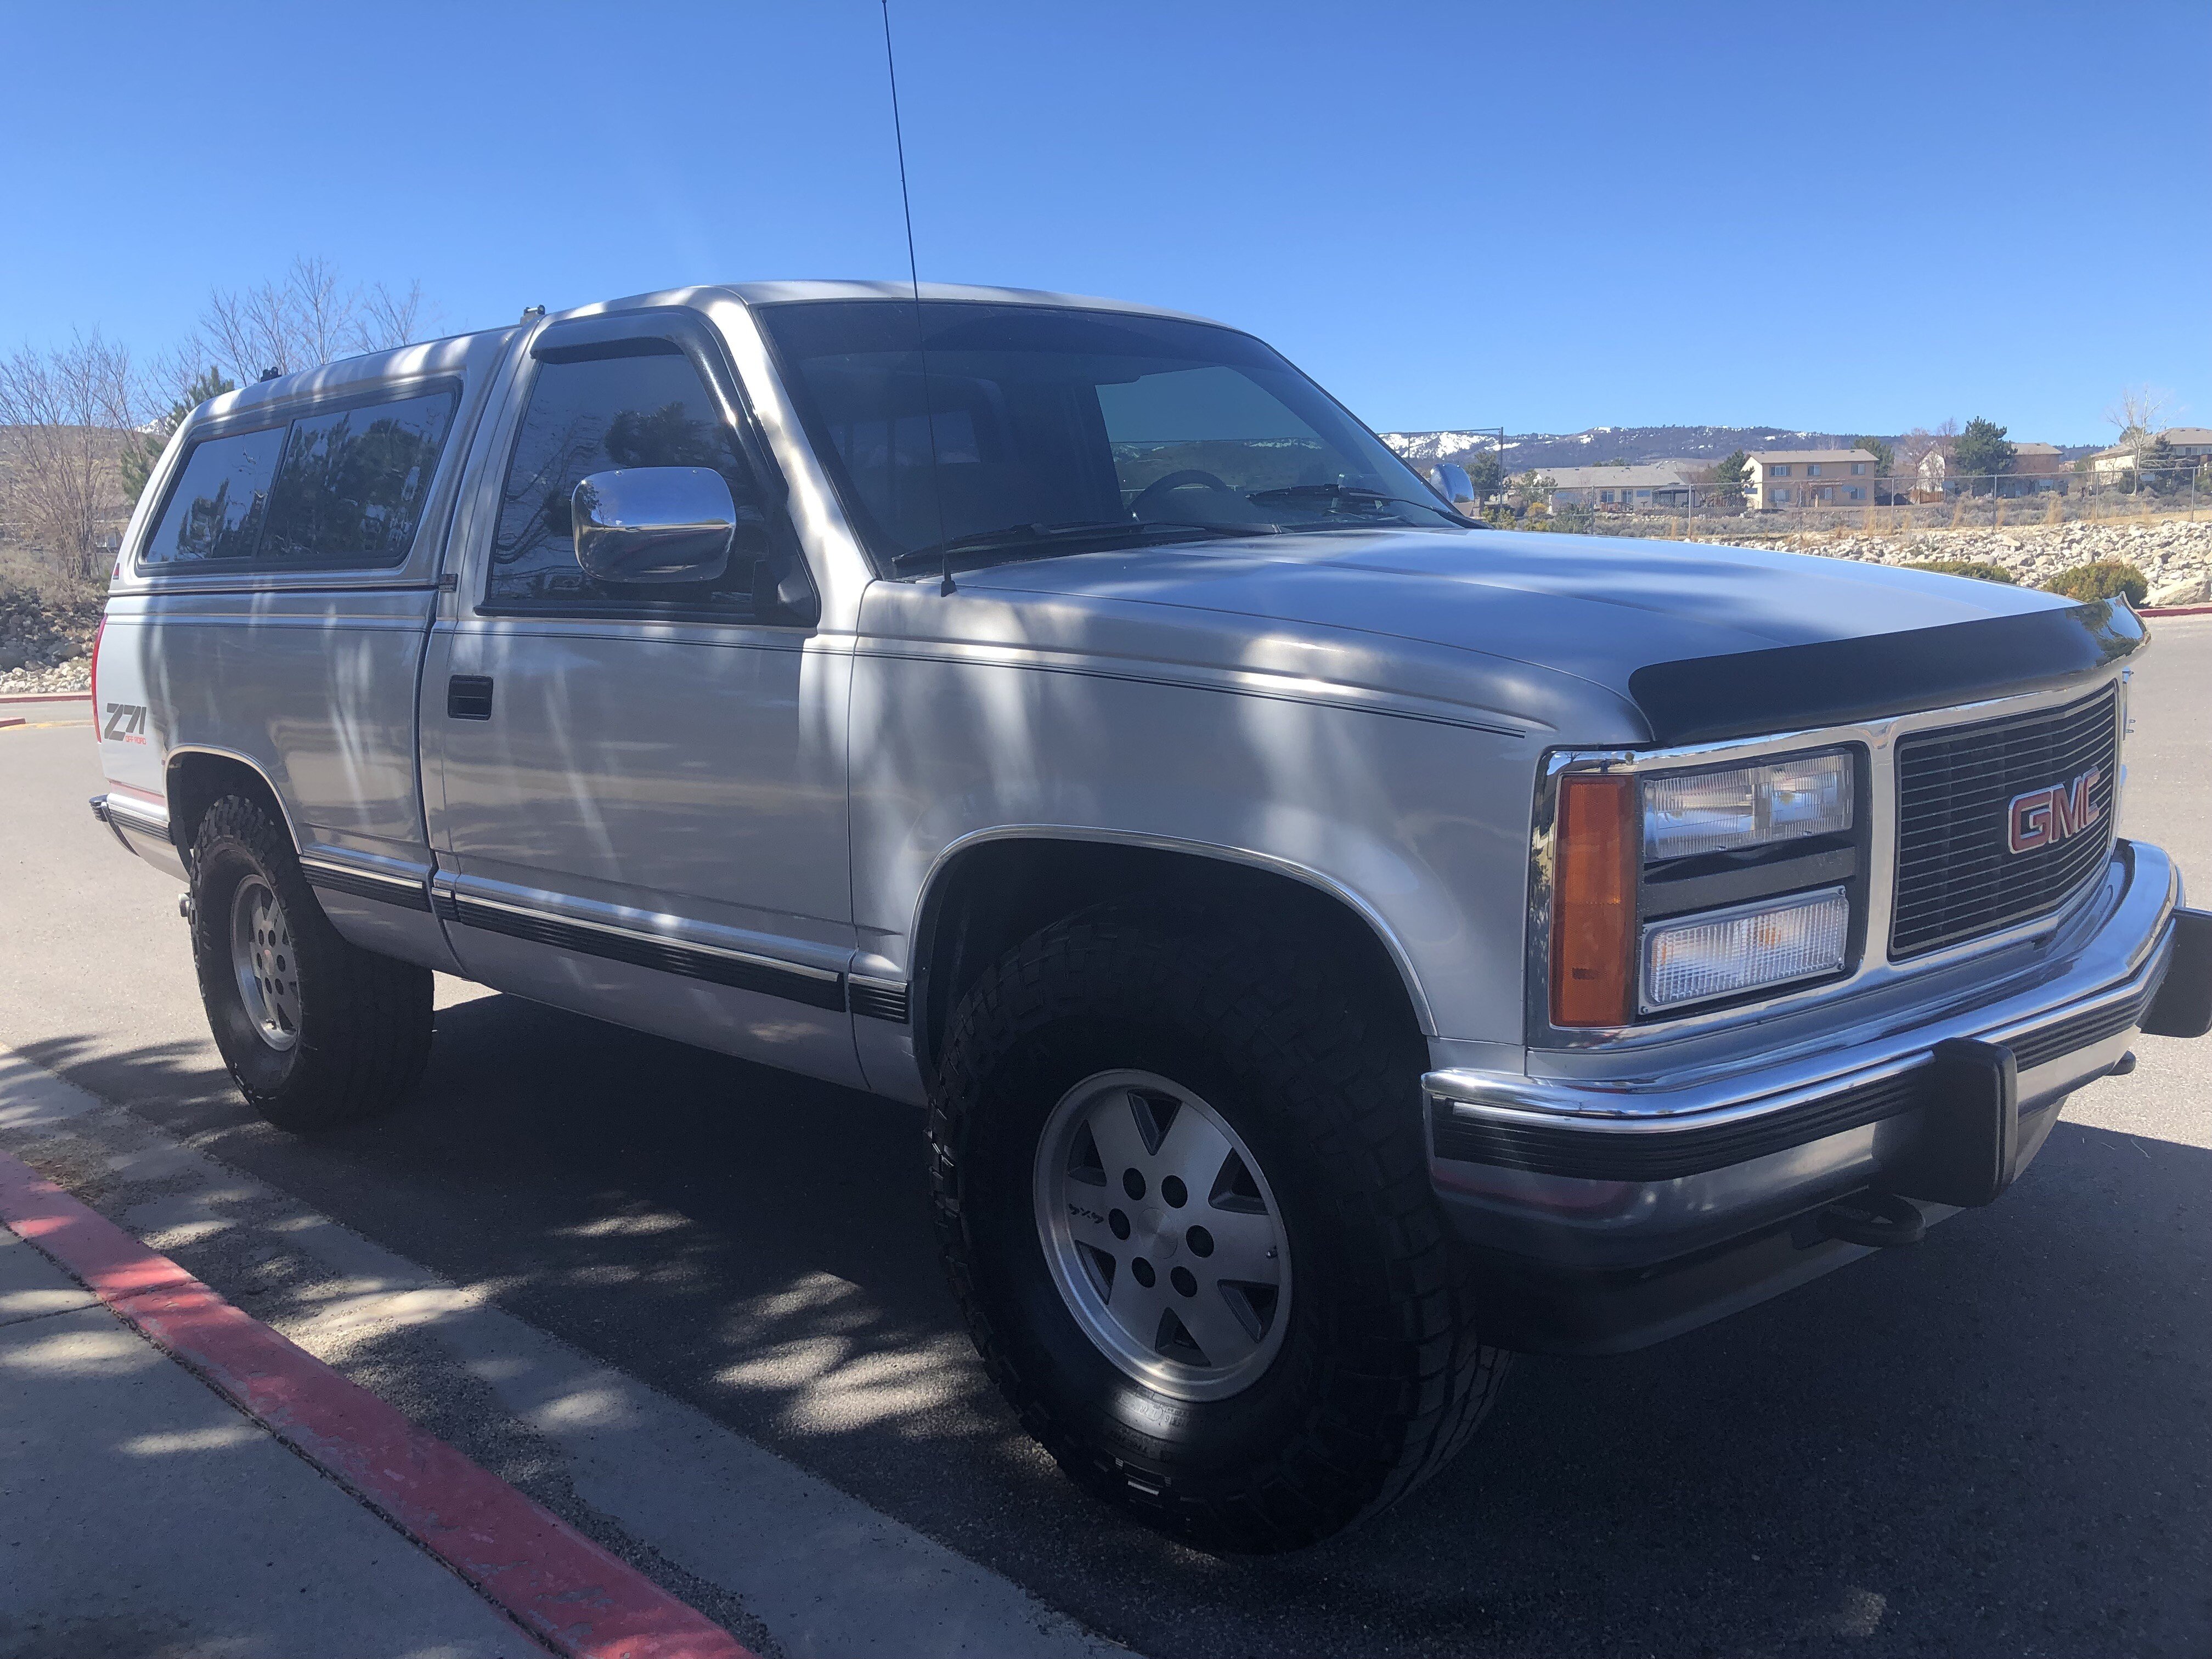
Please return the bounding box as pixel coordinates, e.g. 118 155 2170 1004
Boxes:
188 793 432 1131
929 908 1510 1553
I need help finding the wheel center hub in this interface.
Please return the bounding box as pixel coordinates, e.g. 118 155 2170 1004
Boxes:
1138 1206 1178 1259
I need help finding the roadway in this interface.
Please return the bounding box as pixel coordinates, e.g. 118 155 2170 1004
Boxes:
2 616 2208 1657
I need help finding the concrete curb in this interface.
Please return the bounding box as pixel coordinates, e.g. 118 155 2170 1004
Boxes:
0 1151 755 1659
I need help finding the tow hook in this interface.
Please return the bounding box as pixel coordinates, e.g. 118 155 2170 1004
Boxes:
1815 1190 1926 1249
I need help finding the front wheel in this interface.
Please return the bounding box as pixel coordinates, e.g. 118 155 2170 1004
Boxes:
189 794 432 1131
930 910 1509 1553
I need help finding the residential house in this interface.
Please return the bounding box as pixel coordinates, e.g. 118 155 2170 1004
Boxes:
1743 449 1880 510
1544 464 1693 510
2091 428 2212 476
1913 450 1946 501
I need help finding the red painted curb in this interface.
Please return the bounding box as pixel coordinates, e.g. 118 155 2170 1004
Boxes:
0 690 91 704
2141 603 2212 618
0 1153 755 1659
0 717 23 730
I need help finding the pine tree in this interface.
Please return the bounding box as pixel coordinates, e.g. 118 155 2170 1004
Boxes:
1850 436 1896 475
1950 418 2016 495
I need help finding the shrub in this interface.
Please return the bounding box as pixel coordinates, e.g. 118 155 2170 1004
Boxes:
2044 560 2148 606
1899 559 2017 584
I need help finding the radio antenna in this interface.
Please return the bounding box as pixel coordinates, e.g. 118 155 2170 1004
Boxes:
880 0 953 596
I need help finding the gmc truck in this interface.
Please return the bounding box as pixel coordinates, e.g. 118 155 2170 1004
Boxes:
89 281 2211 1551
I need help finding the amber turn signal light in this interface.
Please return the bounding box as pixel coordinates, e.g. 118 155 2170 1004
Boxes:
1550 774 1636 1026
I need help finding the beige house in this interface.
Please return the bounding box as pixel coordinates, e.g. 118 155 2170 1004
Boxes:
1743 449 1879 510
1544 464 1693 510
2092 428 2212 475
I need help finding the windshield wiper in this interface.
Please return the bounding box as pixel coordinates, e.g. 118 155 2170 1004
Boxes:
890 518 1275 575
1245 483 1475 523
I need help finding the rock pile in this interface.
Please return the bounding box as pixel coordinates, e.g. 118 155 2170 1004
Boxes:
0 584 98 696
0 658 92 696
1722 517 2212 605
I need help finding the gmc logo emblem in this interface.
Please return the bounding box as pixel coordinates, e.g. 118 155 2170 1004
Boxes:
2007 768 2101 855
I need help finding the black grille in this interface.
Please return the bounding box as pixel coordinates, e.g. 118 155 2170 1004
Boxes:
1891 685 2118 958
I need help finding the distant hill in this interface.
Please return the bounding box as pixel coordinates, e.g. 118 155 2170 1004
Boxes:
1380 425 2100 475
1381 425 1875 473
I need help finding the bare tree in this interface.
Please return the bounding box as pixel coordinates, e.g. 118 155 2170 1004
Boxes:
359 279 428 354
2104 385 2175 465
191 256 434 384
1894 420 1960 493
0 333 140 591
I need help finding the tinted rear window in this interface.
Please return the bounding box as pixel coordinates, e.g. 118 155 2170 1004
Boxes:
261 391 454 563
140 384 457 571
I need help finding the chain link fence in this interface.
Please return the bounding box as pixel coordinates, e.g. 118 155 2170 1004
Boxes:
1468 464 2211 540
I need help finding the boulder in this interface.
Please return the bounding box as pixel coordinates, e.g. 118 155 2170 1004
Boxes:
2147 574 2211 608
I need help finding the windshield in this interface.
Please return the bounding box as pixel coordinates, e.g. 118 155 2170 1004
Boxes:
753 300 1465 573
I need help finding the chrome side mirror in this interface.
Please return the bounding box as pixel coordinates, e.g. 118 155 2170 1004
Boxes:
572 467 735 584
1428 462 1475 506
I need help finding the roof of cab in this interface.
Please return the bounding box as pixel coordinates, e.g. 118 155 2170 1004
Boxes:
188 279 1225 427
724 278 1223 327
545 278 1221 329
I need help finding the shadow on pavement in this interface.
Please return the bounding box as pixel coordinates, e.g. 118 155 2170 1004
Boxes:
16 1001 2211 1659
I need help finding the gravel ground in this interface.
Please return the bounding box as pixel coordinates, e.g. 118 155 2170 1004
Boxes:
1726 517 2212 604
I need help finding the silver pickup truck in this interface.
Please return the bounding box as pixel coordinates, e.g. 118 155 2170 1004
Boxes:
91 281 2211 1551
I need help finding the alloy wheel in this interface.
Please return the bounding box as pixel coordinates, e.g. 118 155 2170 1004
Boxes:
1033 1069 1291 1401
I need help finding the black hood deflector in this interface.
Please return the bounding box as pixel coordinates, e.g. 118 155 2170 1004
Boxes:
1628 599 2146 746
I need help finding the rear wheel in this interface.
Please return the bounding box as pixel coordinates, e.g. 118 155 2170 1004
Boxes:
930 909 1509 1553
189 794 432 1131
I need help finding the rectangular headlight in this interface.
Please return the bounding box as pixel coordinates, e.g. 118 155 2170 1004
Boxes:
1642 752 1854 863
1640 887 1849 1011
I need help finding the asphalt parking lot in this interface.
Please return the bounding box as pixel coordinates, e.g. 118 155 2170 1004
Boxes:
3 616 2208 1658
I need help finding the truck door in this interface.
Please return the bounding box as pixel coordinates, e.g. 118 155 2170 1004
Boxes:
421 309 859 1086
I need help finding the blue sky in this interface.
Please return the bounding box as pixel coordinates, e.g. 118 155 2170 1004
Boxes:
4 1 2204 443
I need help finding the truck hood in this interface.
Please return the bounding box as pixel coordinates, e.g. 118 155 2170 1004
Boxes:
953 527 2142 743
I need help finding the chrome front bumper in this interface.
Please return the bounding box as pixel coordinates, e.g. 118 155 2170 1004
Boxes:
1427 840 2199 1351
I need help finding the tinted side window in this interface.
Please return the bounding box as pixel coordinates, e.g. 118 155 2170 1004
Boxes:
488 347 769 613
142 427 283 565
261 391 455 564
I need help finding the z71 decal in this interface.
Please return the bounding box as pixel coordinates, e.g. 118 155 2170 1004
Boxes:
102 702 149 744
